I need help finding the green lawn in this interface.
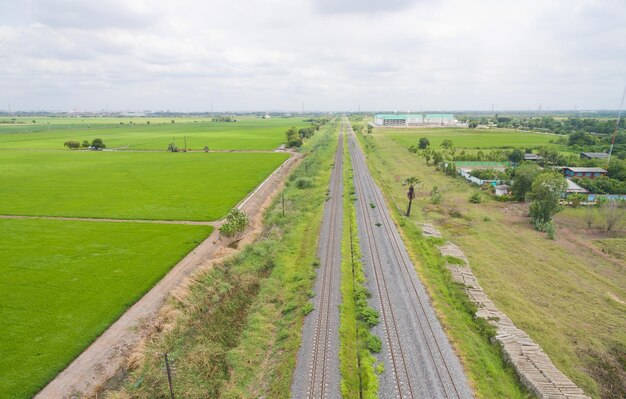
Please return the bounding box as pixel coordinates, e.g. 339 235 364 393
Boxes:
0 151 288 220
0 117 308 150
384 127 564 150
0 218 213 399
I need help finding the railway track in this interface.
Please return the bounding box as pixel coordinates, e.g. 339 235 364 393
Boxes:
291 121 344 399
345 118 473 399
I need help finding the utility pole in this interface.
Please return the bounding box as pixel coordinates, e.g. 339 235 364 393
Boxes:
607 84 626 166
282 193 285 216
164 353 175 399
184 136 187 152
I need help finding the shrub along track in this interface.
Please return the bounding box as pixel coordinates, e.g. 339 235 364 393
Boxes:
291 122 344 398
346 118 473 399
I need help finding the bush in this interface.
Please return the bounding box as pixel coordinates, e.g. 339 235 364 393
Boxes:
219 208 249 237
366 334 382 353
430 186 443 204
360 307 379 328
546 221 556 239
295 177 313 189
63 140 80 149
469 192 482 203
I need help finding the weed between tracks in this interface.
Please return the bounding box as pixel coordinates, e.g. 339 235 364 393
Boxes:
353 126 532 398
107 122 338 399
339 132 380 399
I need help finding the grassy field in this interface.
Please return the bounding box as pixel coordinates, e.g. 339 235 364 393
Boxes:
0 117 308 150
0 151 288 220
0 218 213 399
383 127 564 150
356 127 626 398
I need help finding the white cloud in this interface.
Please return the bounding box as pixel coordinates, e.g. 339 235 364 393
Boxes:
0 0 624 111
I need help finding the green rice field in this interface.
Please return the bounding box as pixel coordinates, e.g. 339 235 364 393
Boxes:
0 151 288 221
0 218 213 399
0 116 302 398
384 127 565 150
0 117 308 150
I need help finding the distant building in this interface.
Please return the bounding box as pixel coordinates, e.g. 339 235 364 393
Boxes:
580 152 609 160
424 114 455 124
565 179 589 194
562 167 607 179
524 153 543 161
374 114 423 126
374 113 457 127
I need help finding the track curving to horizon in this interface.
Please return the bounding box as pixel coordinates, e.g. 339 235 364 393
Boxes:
291 121 344 399
346 117 474 399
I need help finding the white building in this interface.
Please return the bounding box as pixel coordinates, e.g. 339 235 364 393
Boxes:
374 113 457 126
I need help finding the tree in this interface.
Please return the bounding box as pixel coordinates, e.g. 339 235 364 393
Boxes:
424 152 432 165
600 201 624 232
81 140 90 148
402 177 421 217
568 130 597 147
285 126 302 148
584 206 596 229
64 140 80 149
408 145 418 154
167 143 179 152
432 151 443 166
91 138 106 149
527 172 568 228
418 137 430 149
441 139 453 149
568 193 585 208
203 145 209 152
511 162 541 201
508 148 524 163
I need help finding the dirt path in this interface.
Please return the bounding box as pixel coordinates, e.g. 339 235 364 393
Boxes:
34 152 302 399
0 214 218 226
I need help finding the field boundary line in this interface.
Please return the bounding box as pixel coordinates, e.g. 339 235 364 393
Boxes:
0 214 217 226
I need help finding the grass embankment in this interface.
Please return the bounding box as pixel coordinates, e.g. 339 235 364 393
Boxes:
0 151 288 220
354 127 532 398
0 219 212 399
339 133 380 398
108 121 338 398
0 117 309 150
355 127 626 398
384 127 564 150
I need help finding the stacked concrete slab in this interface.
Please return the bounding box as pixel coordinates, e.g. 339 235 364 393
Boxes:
422 224 590 399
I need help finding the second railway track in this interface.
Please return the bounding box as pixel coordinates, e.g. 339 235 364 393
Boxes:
346 118 474 399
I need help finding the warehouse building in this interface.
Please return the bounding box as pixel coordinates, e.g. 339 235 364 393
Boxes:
374 113 457 126
374 114 423 126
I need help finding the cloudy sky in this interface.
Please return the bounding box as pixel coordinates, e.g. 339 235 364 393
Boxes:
0 0 625 112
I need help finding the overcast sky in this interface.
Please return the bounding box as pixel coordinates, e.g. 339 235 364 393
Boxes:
1 0 625 112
